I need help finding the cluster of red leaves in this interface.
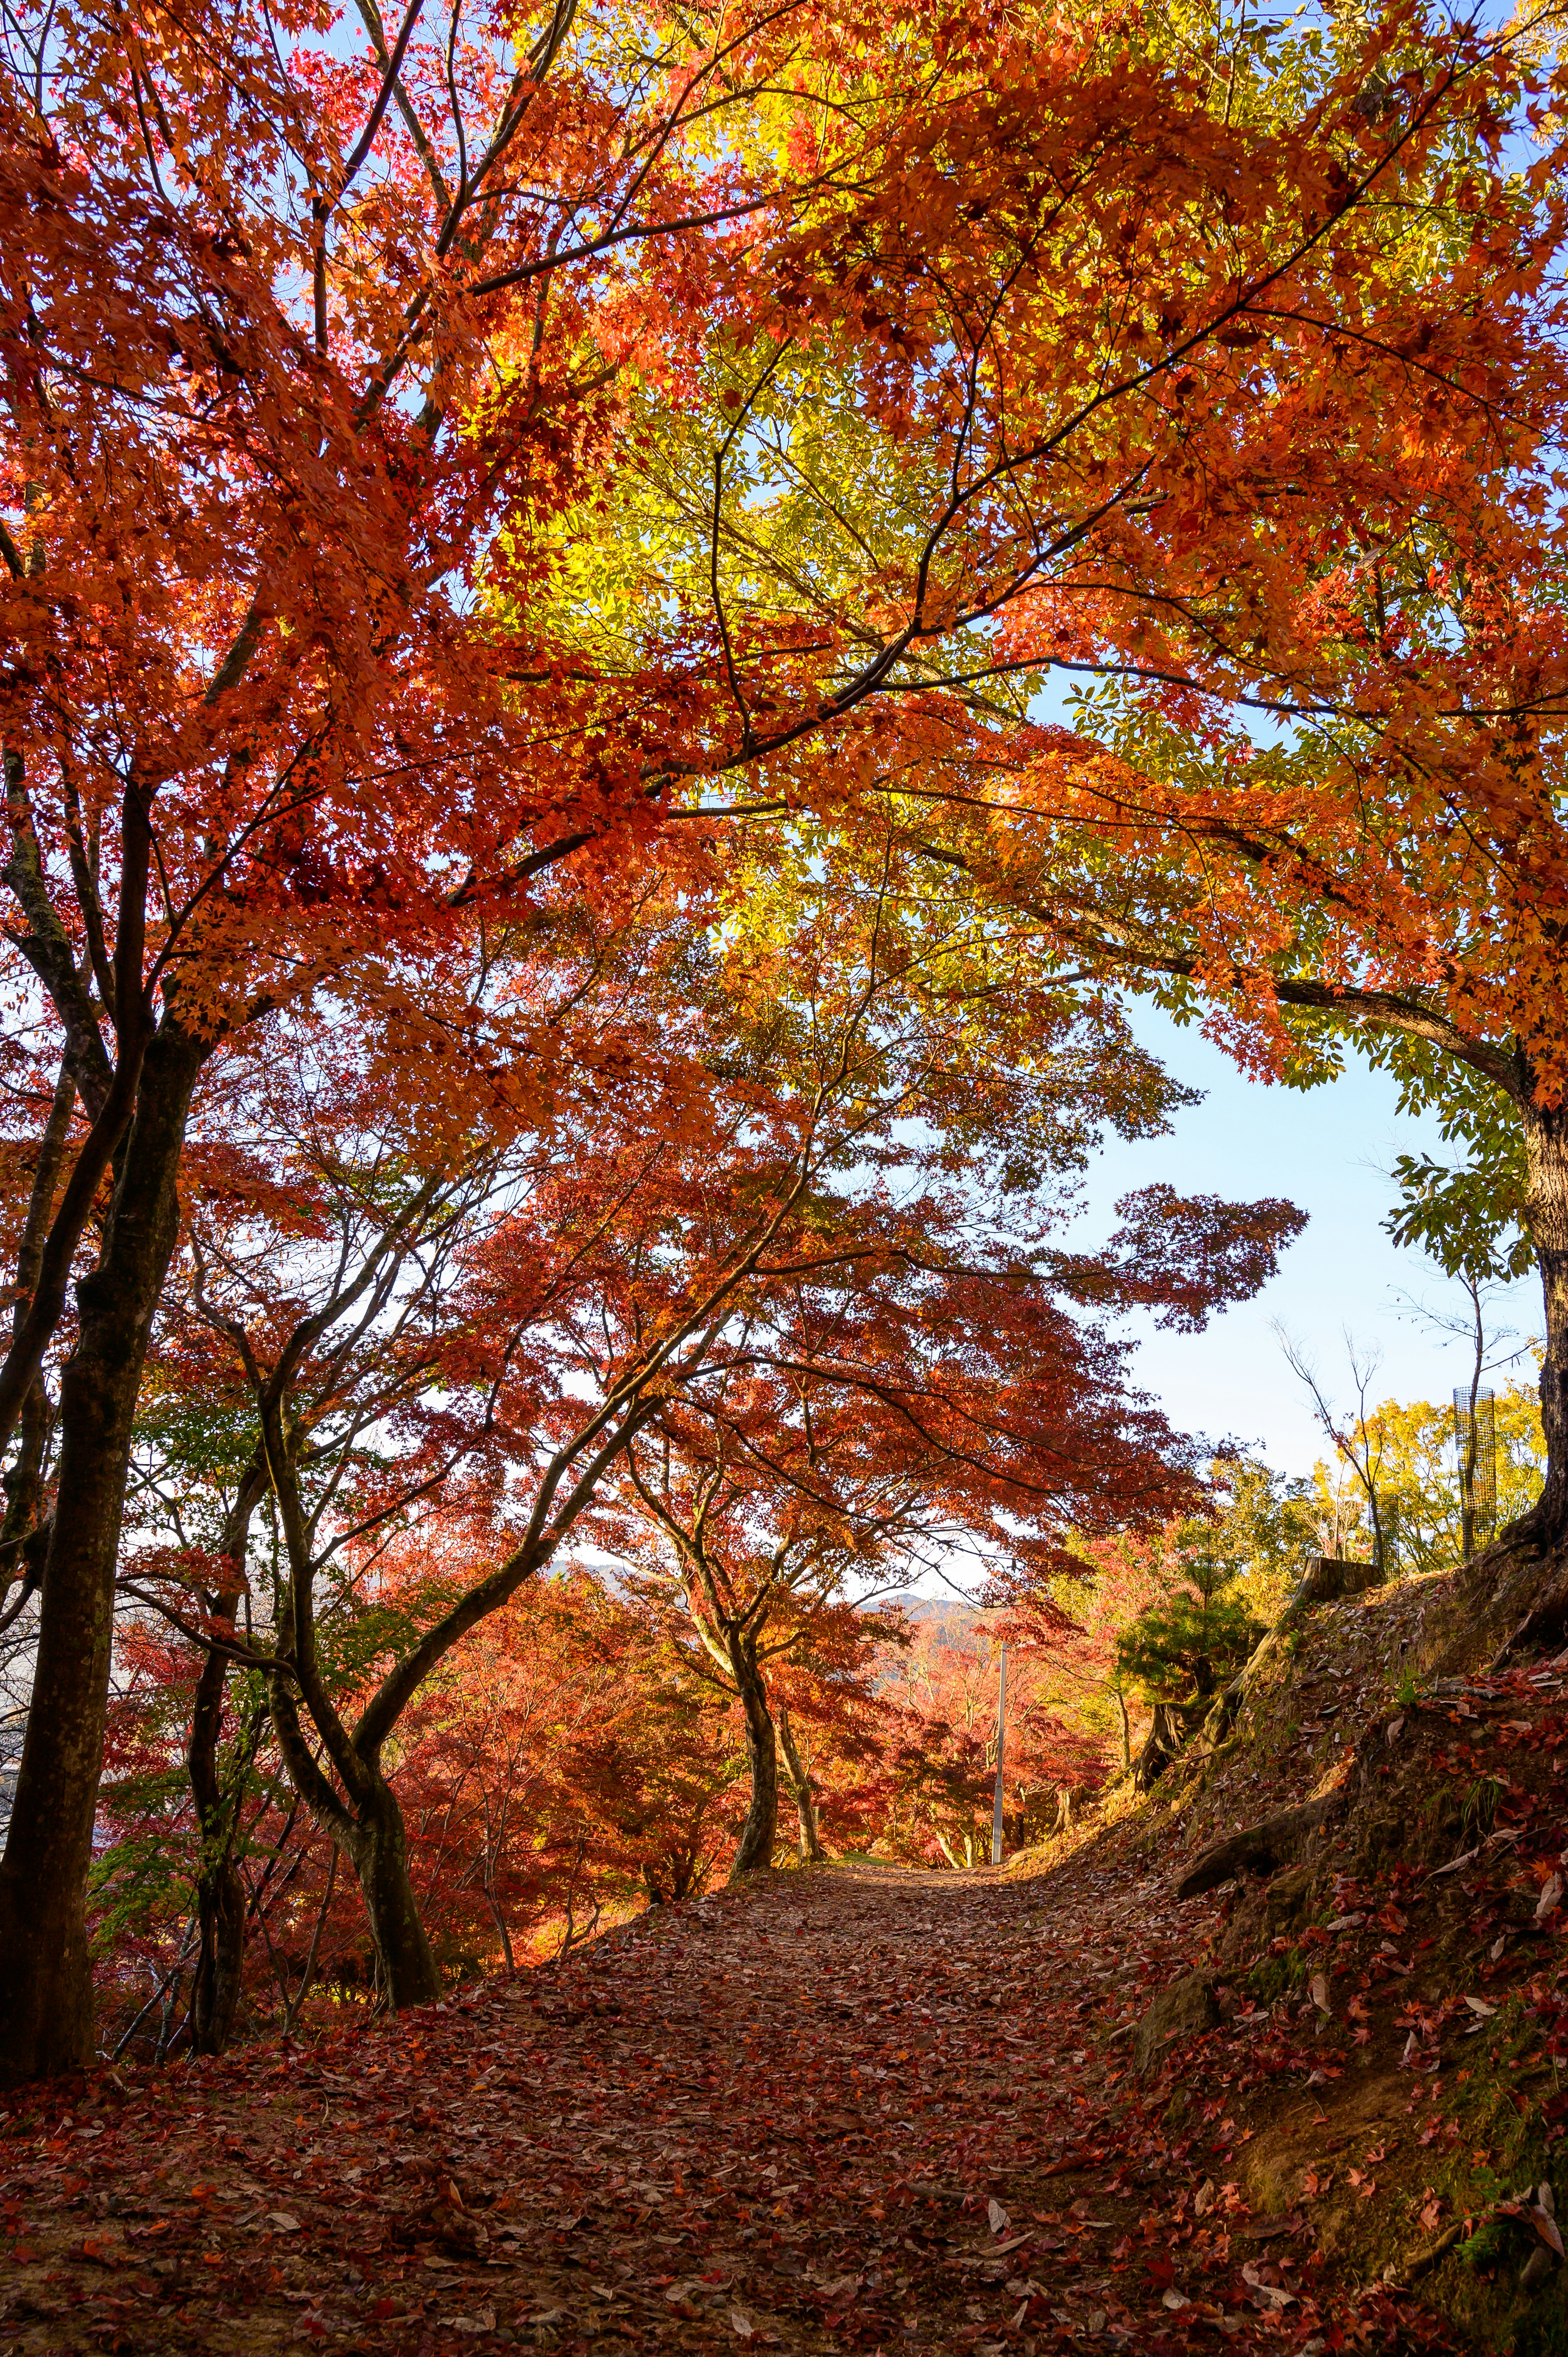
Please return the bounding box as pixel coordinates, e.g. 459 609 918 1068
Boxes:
875 1618 1110 1871
93 1569 759 2047
92 1570 1140 2050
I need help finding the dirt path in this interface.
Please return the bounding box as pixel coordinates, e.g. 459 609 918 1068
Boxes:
0 1854 1444 2356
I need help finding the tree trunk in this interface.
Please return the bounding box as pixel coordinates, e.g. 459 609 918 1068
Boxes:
1521 1091 1568 1555
187 1469 265 2056
189 1836 247 2058
186 1654 251 2058
1467 1090 1568 1661
345 1775 441 2011
727 1633 778 1882
0 1019 205 2085
0 1053 76 1605
776 1702 824 1864
1132 1700 1185 1791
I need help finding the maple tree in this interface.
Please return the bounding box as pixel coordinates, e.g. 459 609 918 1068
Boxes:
112 882 1301 2017
875 7 1568 1603
613 1443 887 1884
600 1155 1280 1883
3 0 1555 2089
553 1 1568 1592
5 0 1167 2079
766 1617 896 1866
94 1553 747 2056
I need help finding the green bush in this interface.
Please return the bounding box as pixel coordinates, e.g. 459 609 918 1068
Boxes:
1116 1527 1265 1708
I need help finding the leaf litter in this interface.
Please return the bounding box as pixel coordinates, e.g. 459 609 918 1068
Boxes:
0 1843 1474 2356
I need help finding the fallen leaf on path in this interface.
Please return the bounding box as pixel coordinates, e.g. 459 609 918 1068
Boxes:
1531 2208 1566 2258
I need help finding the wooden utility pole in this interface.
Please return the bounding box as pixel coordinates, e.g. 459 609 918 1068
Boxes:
990 1643 1008 1867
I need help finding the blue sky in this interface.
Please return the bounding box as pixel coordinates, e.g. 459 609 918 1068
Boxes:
1078 1005 1542 1479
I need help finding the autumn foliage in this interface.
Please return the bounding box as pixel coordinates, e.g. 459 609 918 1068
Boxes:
5 0 1568 2086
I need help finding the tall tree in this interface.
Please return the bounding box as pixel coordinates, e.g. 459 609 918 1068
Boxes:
540 1 1568 1596
0 0 1120 2074
610 1156 1302 1879
5 0 1541 2078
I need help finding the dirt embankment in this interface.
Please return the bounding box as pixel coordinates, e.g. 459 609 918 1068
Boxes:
1076 1564 1568 2356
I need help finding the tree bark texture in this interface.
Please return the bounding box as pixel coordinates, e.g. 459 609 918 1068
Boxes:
777 1702 824 1864
1133 1701 1185 1792
186 1466 265 2056
347 1776 440 2010
185 1652 251 2057
727 1631 778 1881
0 1053 76 1601
0 1019 205 2084
187 1808 247 2058
1521 1092 1568 1555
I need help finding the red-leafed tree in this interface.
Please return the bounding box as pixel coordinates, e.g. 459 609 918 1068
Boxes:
330 1555 745 1969
601 1166 1302 1881
93 1549 748 2049
540 2 1568 1600
876 1615 1107 1870
117 879 1301 2012
2 0 1092 2079
6 0 1541 2082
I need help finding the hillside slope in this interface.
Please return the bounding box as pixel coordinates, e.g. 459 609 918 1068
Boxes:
1067 1565 1568 2354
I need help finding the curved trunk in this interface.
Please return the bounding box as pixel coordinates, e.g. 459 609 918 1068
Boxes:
346 1775 441 2010
1132 1700 1185 1791
777 1702 824 1864
727 1632 778 1882
261 1418 442 2014
0 1019 205 2083
268 1672 442 2012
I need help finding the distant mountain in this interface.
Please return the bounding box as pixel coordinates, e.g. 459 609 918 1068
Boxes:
904 1597 984 1646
